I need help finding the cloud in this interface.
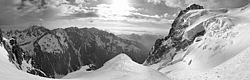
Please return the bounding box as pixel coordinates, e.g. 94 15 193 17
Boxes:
164 0 186 8
0 0 174 27
70 12 98 18
0 0 98 25
148 0 250 9
147 0 186 8
91 3 173 24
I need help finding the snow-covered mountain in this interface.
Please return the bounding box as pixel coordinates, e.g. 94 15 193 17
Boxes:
144 4 205 65
144 3 250 79
1 26 148 78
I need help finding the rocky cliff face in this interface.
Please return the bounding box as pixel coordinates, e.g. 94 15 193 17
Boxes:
144 4 205 65
144 4 231 66
1 26 148 78
144 3 250 80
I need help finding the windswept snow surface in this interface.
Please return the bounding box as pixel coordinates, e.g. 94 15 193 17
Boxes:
164 47 250 80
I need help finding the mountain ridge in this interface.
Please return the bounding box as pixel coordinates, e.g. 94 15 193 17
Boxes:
1 25 148 78
144 4 206 65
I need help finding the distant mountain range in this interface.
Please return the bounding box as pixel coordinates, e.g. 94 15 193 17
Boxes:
1 26 148 78
118 34 163 52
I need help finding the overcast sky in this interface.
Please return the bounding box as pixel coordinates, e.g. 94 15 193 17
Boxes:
0 0 249 35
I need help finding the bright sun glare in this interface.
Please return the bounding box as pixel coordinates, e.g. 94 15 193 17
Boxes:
110 0 133 16
97 0 134 19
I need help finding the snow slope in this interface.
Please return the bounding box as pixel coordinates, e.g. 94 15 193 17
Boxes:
63 54 168 80
163 47 250 80
156 4 250 80
0 41 49 80
191 46 250 80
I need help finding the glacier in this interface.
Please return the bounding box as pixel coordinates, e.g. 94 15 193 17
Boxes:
147 4 250 80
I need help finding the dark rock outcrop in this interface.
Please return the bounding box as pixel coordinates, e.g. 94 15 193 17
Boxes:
144 4 205 65
177 4 204 18
0 29 3 43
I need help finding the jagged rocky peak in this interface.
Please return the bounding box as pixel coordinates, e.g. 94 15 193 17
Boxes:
2 25 148 78
25 25 47 31
144 2 237 67
186 4 204 10
144 4 222 65
19 25 49 35
4 25 49 40
144 4 206 65
177 4 204 17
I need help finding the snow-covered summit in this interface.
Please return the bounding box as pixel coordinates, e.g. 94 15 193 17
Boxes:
63 53 168 80
99 53 145 72
144 3 250 80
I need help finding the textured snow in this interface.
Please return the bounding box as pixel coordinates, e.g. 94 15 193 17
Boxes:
157 4 250 80
163 47 250 80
